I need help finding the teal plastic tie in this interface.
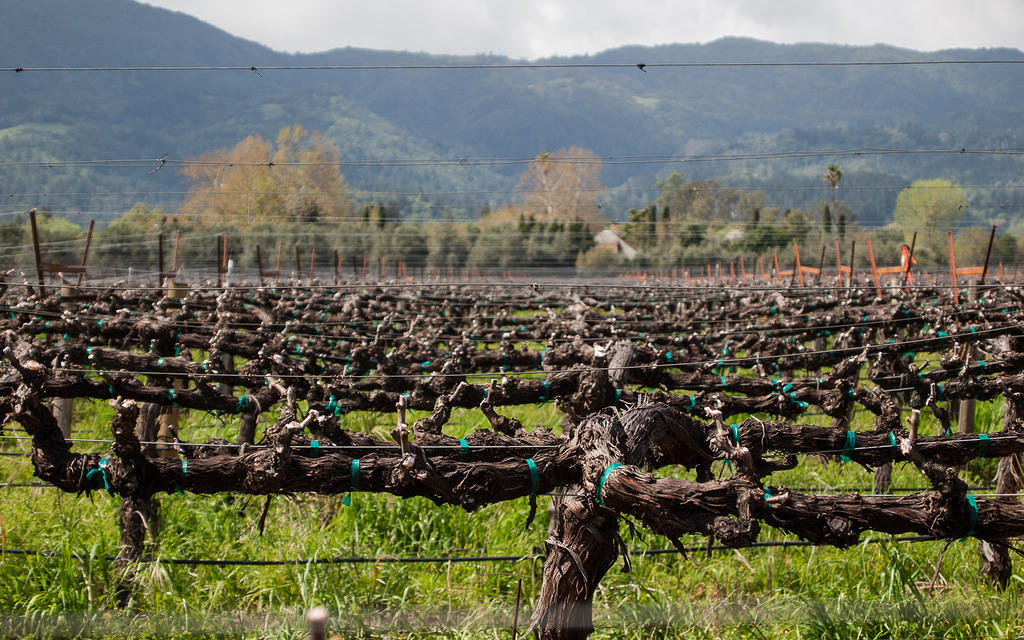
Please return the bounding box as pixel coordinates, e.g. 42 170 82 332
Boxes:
729 424 740 445
539 380 550 405
168 388 176 405
978 433 990 456
526 458 539 496
176 458 188 494
459 438 469 460
686 395 696 413
86 457 111 493
889 432 899 450
157 357 165 369
310 440 320 448
325 395 340 417
596 462 623 506
665 352 673 362
236 395 250 413
343 459 359 507
966 494 978 537
615 388 621 402
841 430 856 463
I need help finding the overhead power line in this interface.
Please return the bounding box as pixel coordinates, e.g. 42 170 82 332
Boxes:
8 60 1024 73
1 148 1022 171
4 182 1024 201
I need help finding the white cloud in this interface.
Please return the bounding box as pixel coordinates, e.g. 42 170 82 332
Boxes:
141 0 1024 58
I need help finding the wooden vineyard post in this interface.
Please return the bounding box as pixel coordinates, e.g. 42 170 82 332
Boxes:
158 232 166 285
217 233 228 288
835 240 843 288
772 251 779 280
29 209 46 297
76 219 95 288
980 223 997 286
170 229 182 280
309 246 316 282
30 209 95 297
792 241 804 287
899 231 917 289
816 243 826 286
51 393 73 438
307 607 329 640
948 230 960 305
334 251 341 285
866 236 881 298
958 280 978 435
256 244 283 285
848 240 856 292
979 344 1024 588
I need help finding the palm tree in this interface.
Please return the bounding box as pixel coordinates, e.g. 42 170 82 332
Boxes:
823 164 842 205
822 164 842 234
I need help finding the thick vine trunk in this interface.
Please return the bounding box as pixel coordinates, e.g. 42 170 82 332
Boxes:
531 496 618 640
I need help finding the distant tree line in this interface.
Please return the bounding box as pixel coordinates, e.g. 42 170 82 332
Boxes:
2 127 1020 279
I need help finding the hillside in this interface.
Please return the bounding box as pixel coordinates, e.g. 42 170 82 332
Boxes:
1 0 1023 226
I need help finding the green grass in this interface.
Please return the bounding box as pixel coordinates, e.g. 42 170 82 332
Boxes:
2 395 1023 639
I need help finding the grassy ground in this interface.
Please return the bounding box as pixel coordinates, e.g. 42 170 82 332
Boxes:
2 395 1023 639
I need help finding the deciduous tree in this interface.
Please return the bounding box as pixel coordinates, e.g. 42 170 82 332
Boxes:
180 125 353 226
517 147 606 227
892 179 967 265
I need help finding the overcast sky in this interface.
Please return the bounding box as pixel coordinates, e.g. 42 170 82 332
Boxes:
140 0 1024 59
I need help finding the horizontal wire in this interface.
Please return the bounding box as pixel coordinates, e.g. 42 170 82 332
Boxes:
0 434 558 451
0 534 949 568
0 278 1009 294
3 147 1022 170
0 426 1015 461
40 325 1015 382
9 60 1024 73
5 181 1024 201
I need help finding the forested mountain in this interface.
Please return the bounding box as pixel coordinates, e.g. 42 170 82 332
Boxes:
2 0 1023 227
